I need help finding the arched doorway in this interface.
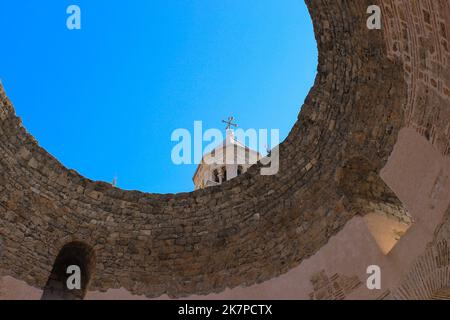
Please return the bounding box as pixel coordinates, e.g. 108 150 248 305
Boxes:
41 241 95 300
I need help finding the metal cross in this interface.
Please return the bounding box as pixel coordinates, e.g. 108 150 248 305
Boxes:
222 116 237 130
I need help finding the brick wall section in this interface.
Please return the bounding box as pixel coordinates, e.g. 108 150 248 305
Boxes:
0 0 447 298
380 0 450 155
391 206 450 299
309 270 362 300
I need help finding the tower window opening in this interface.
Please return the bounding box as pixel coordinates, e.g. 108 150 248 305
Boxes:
222 167 227 181
213 169 220 183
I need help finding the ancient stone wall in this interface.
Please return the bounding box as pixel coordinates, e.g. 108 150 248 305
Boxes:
0 0 448 299
380 0 450 155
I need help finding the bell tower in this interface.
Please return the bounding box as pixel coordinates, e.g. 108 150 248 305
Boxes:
192 118 261 190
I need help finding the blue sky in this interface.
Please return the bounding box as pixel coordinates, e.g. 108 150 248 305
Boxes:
0 0 317 193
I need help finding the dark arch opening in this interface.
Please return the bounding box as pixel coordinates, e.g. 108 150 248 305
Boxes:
41 241 95 300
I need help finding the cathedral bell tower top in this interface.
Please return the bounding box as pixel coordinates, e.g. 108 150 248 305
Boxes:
222 116 237 145
192 117 261 190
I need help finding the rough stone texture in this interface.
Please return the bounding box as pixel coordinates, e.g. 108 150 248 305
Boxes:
0 0 448 299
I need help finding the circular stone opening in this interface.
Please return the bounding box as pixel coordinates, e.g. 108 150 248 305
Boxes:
0 1 317 193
